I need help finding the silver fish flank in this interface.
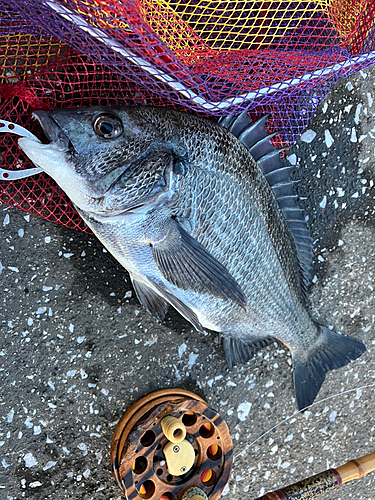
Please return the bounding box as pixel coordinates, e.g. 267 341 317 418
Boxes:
18 106 365 410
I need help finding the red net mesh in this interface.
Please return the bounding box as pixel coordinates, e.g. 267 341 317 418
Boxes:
0 36 179 231
1 1 375 231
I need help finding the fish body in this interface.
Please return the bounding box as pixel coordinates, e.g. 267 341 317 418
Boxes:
18 106 365 409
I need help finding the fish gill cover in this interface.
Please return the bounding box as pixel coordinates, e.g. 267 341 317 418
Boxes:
0 0 375 230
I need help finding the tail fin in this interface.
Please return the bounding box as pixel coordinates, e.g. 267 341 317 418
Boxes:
293 327 365 411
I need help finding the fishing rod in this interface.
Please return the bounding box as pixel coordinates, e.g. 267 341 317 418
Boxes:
256 451 375 499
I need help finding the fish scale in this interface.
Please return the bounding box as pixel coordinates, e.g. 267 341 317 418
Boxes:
170 130 303 340
17 105 365 410
167 121 303 315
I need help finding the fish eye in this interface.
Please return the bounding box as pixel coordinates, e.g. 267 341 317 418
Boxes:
93 114 123 139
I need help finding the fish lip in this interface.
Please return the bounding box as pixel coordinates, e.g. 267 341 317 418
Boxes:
32 111 70 151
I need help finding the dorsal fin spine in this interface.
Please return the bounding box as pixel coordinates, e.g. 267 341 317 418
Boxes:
220 112 314 291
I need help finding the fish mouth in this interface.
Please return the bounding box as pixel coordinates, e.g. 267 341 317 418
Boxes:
32 111 70 151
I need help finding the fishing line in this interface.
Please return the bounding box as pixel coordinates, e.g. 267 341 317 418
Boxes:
233 381 375 463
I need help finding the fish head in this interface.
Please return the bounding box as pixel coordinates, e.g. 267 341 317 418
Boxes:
18 106 172 216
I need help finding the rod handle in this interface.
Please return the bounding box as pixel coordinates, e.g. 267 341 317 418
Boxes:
257 451 375 500
336 451 375 483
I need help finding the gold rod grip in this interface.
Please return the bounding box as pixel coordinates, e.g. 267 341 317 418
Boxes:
256 451 375 499
335 451 375 484
161 416 186 443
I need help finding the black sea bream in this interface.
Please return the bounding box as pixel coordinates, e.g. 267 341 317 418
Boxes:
18 106 365 410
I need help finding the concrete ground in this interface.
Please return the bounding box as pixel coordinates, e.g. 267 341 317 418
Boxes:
1 66 375 500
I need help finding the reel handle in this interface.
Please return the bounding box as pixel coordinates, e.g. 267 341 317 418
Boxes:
161 416 187 443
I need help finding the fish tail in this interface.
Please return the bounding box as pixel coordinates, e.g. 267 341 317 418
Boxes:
292 326 365 411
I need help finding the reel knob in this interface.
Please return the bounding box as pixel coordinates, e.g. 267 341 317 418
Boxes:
111 389 233 500
161 416 187 443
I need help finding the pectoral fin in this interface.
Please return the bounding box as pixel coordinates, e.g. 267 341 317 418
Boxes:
131 277 169 322
150 222 246 308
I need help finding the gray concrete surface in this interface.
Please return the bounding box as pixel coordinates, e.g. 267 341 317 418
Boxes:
1 66 375 500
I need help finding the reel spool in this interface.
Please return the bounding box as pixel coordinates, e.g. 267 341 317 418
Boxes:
111 389 233 500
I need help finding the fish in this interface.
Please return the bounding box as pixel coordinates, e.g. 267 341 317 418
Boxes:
18 106 365 410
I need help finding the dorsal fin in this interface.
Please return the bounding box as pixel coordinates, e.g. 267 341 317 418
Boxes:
219 113 313 289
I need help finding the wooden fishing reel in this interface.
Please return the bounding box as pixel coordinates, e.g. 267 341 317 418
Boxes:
111 389 233 500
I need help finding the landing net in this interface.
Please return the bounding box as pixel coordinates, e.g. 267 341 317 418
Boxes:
1 1 374 230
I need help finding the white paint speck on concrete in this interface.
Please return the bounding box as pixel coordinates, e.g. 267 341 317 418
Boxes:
354 103 362 125
288 154 297 165
29 481 42 488
43 461 57 471
173 364 181 380
237 402 252 421
350 128 357 142
24 453 38 468
188 353 198 366
24 417 33 429
300 130 316 143
178 343 187 358
77 443 88 456
324 130 334 148
329 410 337 422
222 483 230 496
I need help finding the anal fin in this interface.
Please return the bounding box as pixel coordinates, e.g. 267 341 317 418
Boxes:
223 336 273 369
